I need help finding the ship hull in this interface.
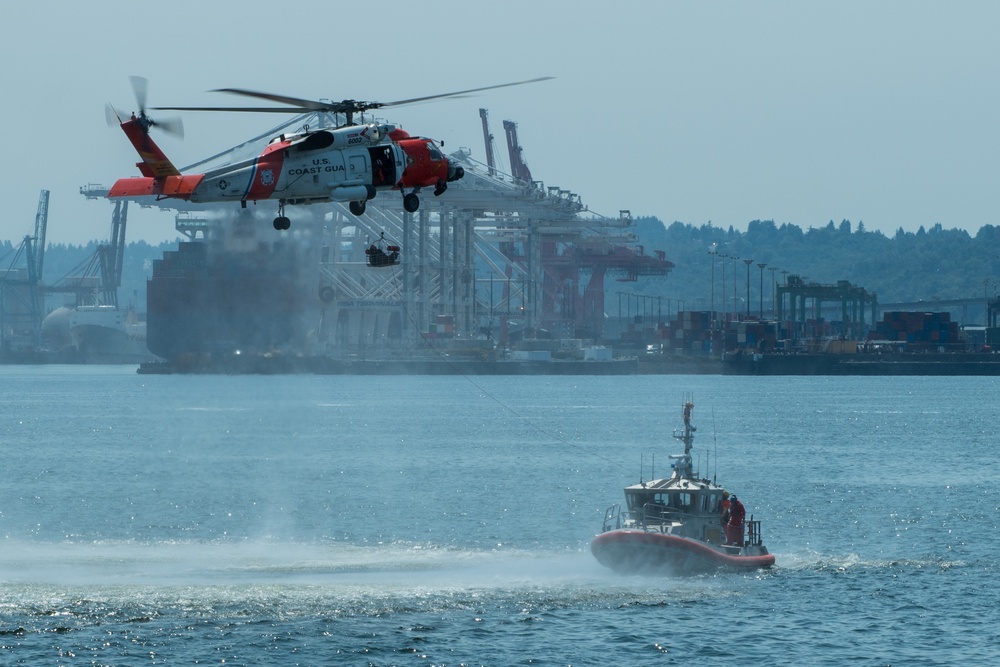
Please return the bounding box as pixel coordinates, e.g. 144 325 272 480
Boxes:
70 324 155 364
591 530 774 576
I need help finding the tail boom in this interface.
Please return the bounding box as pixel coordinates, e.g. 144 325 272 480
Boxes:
108 174 204 199
109 116 203 200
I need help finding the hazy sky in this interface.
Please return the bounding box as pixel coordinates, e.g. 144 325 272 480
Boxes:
3 1 999 245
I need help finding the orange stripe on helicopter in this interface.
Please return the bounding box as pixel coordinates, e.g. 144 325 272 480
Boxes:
243 141 288 201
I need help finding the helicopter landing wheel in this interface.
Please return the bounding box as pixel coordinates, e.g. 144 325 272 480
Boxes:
273 216 291 230
349 200 367 216
403 193 419 213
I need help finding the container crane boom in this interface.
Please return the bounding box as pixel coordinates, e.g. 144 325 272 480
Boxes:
31 190 49 284
479 108 496 177
503 120 532 184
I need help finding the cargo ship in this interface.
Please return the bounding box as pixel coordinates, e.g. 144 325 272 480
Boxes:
140 239 643 375
37 305 156 364
145 240 314 362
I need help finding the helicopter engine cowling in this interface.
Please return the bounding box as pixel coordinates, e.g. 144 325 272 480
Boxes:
292 124 389 151
330 185 376 202
328 123 387 146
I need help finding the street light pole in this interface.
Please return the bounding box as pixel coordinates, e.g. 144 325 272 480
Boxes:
757 263 766 318
732 256 739 319
709 244 717 353
743 259 753 318
720 254 727 322
780 270 789 320
986 278 991 327
768 267 778 318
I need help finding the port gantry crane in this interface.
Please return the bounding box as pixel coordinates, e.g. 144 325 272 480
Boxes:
0 190 49 354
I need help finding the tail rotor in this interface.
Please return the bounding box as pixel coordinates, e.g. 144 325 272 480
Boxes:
106 76 184 138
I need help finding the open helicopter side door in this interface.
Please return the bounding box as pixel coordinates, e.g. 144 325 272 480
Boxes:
369 146 397 187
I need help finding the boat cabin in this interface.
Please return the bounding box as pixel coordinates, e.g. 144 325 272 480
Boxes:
624 484 726 518
622 478 728 544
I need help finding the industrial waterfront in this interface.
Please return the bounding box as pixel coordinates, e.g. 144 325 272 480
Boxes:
3 106 1000 375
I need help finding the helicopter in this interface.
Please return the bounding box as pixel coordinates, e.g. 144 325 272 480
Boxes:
107 77 551 230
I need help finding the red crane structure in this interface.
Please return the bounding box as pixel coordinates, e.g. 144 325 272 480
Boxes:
493 114 672 339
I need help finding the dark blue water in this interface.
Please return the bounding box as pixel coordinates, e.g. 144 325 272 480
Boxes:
1 367 998 665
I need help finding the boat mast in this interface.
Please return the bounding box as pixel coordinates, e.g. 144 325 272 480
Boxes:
670 396 696 479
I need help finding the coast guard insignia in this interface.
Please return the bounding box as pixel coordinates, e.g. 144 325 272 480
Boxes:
260 169 274 187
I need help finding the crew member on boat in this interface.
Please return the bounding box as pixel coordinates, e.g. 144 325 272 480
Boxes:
726 495 746 546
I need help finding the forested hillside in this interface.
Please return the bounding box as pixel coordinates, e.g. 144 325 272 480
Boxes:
3 217 998 320
630 218 1000 313
0 240 179 313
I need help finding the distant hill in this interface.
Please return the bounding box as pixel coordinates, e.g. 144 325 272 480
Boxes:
5 217 998 322
0 240 180 315
629 218 1000 316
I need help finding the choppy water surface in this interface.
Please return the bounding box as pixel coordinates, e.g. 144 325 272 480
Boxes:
1 367 998 665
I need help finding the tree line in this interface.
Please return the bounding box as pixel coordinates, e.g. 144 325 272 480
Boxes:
629 218 1000 315
3 217 998 320
0 239 178 314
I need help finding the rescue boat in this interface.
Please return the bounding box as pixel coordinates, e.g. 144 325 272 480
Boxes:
591 398 774 575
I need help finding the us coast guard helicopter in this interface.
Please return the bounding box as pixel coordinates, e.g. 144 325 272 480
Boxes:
107 77 550 230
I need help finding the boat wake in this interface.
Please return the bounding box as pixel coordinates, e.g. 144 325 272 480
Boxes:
0 538 773 623
0 538 768 599
774 549 968 573
0 539 614 588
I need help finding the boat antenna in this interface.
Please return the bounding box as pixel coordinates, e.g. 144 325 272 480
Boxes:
640 453 644 486
712 406 718 484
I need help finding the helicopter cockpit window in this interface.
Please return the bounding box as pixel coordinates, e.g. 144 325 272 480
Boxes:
426 142 443 161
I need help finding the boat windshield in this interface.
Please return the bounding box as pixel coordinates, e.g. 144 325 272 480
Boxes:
626 489 726 514
625 491 654 513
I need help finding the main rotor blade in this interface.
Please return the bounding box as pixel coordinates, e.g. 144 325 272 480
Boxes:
157 91 364 115
211 88 334 111
154 105 322 113
153 77 553 116
383 77 554 108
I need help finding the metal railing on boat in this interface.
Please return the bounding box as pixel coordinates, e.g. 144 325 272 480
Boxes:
640 503 683 531
600 504 622 532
